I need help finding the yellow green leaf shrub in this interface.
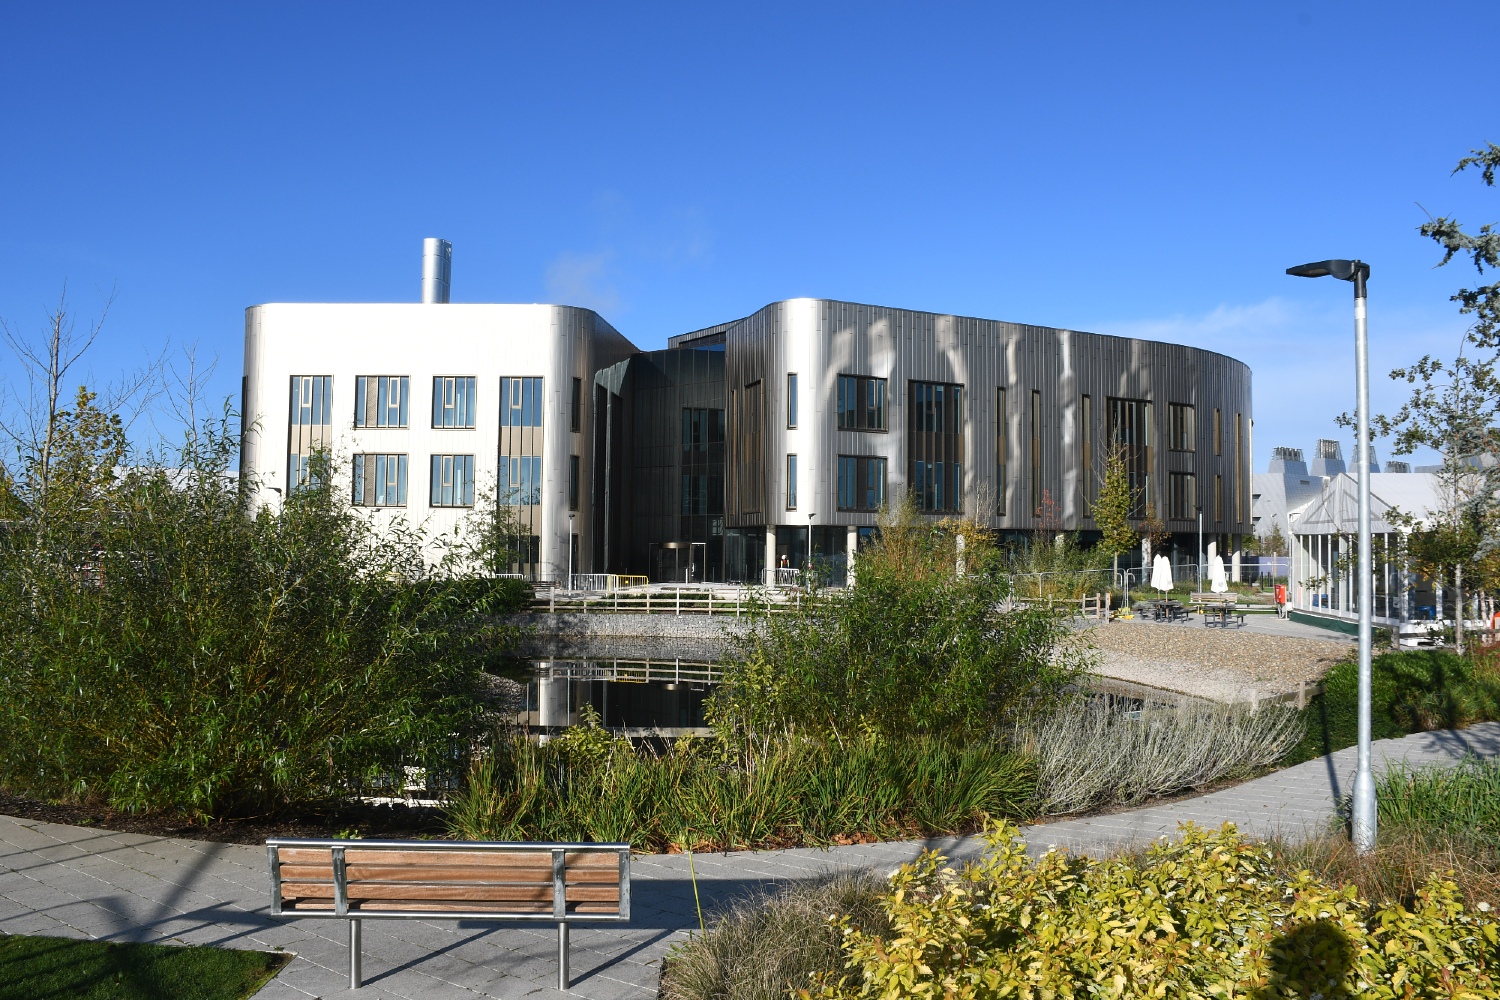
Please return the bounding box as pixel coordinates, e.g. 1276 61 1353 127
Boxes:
814 822 1499 1000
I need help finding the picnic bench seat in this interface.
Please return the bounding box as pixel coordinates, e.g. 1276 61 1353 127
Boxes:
267 838 631 990
1190 592 1245 628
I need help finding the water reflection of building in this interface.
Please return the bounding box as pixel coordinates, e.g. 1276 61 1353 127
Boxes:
243 241 1254 585
518 661 715 734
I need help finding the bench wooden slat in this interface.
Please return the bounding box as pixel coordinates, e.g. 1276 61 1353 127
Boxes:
283 863 619 883
341 849 557 867
282 882 620 902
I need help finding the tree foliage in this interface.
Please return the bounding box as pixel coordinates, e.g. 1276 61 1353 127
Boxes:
1092 442 1138 558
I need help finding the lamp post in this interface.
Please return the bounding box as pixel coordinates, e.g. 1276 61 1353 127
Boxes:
567 512 575 591
1287 258 1375 854
1197 506 1204 589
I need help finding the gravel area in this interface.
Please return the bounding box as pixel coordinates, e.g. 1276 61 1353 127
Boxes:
1082 620 1352 703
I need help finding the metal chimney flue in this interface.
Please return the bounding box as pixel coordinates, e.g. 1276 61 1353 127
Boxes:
421 238 451 303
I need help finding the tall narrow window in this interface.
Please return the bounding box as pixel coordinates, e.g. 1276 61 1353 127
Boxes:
355 376 409 428
1106 397 1152 518
734 382 763 516
500 377 544 427
1079 394 1092 510
996 387 1007 516
837 375 887 430
429 454 475 507
352 453 408 507
1168 472 1196 520
837 456 887 512
1235 413 1244 523
568 454 580 510
908 381 965 513
1214 474 1224 522
786 454 798 510
787 373 798 428
570 377 582 433
431 376 476 428
288 375 332 492
1030 390 1042 516
1213 408 1222 456
1167 403 1195 451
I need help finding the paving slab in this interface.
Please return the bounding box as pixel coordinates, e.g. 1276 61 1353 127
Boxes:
2 722 1498 998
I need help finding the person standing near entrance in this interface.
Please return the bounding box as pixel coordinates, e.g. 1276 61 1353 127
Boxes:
1275 582 1288 618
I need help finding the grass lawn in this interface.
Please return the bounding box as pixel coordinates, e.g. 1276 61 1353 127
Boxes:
0 933 288 1000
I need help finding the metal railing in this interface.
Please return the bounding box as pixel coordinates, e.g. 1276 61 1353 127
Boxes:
538 658 723 684
568 573 649 592
537 587 804 616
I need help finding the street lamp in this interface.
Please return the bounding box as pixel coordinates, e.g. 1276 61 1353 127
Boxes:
1287 257 1375 854
1197 506 1204 589
567 512 575 591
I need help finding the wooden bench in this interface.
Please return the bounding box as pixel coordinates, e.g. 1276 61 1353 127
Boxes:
266 838 631 990
1191 594 1245 628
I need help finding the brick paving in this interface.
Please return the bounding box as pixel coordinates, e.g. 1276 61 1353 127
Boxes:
2 722 1497 999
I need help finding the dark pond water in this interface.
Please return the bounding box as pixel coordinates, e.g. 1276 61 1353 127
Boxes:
497 657 722 734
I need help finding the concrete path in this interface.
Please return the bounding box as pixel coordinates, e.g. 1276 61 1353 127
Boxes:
2 722 1497 1000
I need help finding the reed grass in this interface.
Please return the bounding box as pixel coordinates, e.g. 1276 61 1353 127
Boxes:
445 726 1034 851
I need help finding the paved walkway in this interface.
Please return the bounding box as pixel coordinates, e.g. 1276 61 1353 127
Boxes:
2 723 1498 1000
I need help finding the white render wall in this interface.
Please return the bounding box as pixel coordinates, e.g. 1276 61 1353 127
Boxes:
242 302 637 578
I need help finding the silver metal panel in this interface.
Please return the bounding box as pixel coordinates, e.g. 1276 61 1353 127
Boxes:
421 237 451 304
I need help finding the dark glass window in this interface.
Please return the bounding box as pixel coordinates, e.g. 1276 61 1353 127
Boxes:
500 377 544 427
288 375 332 492
570 377 582 433
568 454 580 510
499 455 542 505
786 454 798 509
837 456 887 512
1168 403 1195 452
787 373 798 428
1169 472 1196 520
908 380 964 513
1107 397 1153 518
837 375 887 430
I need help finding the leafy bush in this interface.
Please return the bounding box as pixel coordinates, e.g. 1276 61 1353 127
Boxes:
0 411 518 819
1020 697 1304 814
660 870 888 1000
446 721 1034 851
712 502 1089 739
816 822 1500 1000
1291 649 1500 763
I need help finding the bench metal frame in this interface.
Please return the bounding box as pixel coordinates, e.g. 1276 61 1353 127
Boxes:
266 838 631 991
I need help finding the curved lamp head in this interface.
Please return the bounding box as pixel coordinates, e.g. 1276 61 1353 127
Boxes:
1287 259 1369 296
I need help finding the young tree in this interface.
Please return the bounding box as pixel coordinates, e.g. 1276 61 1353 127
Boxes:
1093 442 1138 585
1375 143 1500 653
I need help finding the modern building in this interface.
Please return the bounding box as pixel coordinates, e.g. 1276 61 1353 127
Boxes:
241 241 1255 584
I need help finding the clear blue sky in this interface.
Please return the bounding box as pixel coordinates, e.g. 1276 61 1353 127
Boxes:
2 2 1496 469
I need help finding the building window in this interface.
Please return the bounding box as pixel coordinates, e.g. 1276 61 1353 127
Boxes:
908 380 964 513
786 454 798 510
499 455 543 505
1213 408 1222 456
732 381 764 516
1215 474 1224 522
352 453 408 507
1106 397 1152 518
430 454 475 507
432 376 476 428
995 387 1007 516
1169 472 1196 520
568 454 580 510
1030 390 1042 515
570 377 582 433
1167 403 1194 452
500 376 543 427
837 455 887 512
288 375 332 492
787 373 798 428
837 375 887 431
354 376 409 428
1235 413 1244 523
1080 393 1093 510
681 407 725 523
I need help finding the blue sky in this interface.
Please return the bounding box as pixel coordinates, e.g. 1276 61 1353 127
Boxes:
2 2 1496 469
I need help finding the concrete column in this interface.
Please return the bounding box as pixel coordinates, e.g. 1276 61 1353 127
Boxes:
765 524 777 586
846 525 858 587
1231 535 1241 583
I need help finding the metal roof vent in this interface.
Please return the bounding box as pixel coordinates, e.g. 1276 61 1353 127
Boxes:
422 238 451 304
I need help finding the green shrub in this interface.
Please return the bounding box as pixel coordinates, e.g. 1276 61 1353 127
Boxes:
712 502 1089 740
0 412 516 820
660 870 888 1000
1291 649 1500 763
1376 757 1500 845
446 722 1035 851
816 822 1500 1000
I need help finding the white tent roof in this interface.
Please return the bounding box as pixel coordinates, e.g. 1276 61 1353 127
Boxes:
1289 472 1442 536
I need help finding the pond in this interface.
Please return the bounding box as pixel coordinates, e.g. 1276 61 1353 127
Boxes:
497 657 723 735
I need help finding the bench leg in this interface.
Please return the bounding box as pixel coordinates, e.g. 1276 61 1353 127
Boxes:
558 921 569 990
350 918 362 989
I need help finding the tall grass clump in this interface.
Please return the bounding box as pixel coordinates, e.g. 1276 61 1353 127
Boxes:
1020 696 1304 814
447 717 1034 851
659 870 888 1000
1291 649 1500 763
0 395 523 820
